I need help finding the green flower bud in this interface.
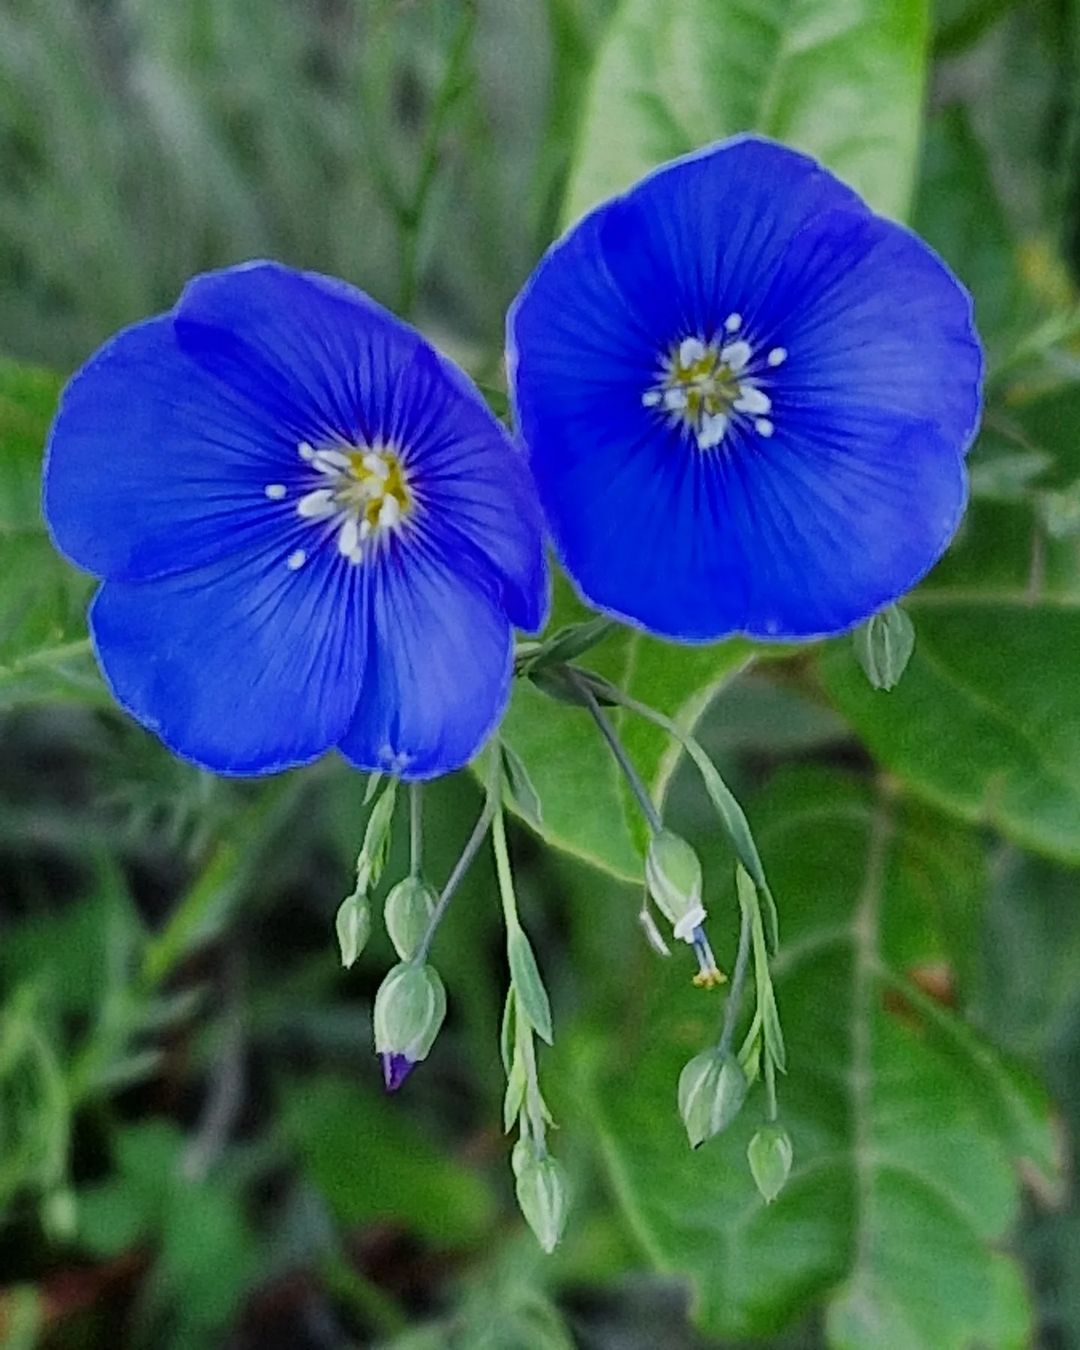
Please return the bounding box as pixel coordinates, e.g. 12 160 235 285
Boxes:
373 962 446 1091
513 1139 569 1254
645 830 705 941
384 877 437 962
678 1048 747 1149
748 1124 794 1203
853 603 915 691
335 892 371 969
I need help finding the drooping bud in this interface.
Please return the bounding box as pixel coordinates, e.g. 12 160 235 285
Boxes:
645 830 705 941
384 877 437 962
335 892 371 969
677 1048 747 1149
853 604 915 691
512 1138 569 1254
747 1123 794 1203
373 962 446 1091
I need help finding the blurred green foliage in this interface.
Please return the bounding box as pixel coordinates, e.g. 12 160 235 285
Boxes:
2 0 1080 1347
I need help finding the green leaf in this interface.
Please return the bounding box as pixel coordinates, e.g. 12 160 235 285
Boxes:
819 600 1080 863
501 575 750 880
586 769 1057 1343
0 360 101 709
912 104 1035 358
281 1076 496 1245
507 925 554 1046
564 0 929 225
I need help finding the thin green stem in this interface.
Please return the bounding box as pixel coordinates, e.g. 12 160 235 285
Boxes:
718 902 753 1056
765 1053 778 1122
414 760 497 964
398 0 476 315
409 781 423 877
570 670 662 834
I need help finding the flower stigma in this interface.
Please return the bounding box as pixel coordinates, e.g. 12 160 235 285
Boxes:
641 314 785 451
274 440 413 568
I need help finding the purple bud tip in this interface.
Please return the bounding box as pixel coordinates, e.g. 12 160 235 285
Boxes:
380 1052 415 1092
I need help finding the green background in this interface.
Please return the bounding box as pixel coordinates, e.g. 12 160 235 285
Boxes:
2 1 1080 1346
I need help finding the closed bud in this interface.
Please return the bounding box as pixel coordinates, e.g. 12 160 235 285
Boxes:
748 1124 794 1203
373 962 446 1091
335 892 371 969
513 1140 569 1254
678 1048 747 1148
854 604 915 691
645 829 705 941
384 877 437 961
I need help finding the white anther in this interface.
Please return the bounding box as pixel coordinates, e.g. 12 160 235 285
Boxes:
338 517 360 558
719 340 752 374
697 412 728 450
362 452 390 478
767 347 787 367
286 549 307 570
734 385 771 415
723 313 742 333
678 337 707 366
313 449 350 475
359 519 373 541
298 441 315 461
755 418 774 437
642 389 663 407
663 388 688 412
348 546 363 564
297 488 337 519
264 483 287 500
378 495 402 529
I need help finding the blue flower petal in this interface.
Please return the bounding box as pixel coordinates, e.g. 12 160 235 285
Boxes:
391 344 548 631
44 317 296 581
754 207 982 453
178 263 547 631
534 404 966 640
339 548 512 780
509 135 982 642
174 261 422 450
90 541 367 775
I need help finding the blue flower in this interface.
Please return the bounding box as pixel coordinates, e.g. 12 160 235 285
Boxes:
507 137 983 641
44 262 547 778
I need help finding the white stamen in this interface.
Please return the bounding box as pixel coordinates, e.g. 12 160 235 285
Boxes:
720 340 752 374
697 412 728 450
734 385 771 415
297 488 337 519
767 347 787 367
359 519 373 541
723 313 742 333
642 389 663 407
379 495 402 529
287 549 307 570
264 483 287 500
755 418 774 437
678 337 707 366
663 387 688 412
362 452 390 478
297 441 315 461
348 546 363 564
338 517 360 558
313 449 350 475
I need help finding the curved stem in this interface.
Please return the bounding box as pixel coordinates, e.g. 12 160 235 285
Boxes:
718 903 752 1055
570 670 662 834
415 788 496 966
